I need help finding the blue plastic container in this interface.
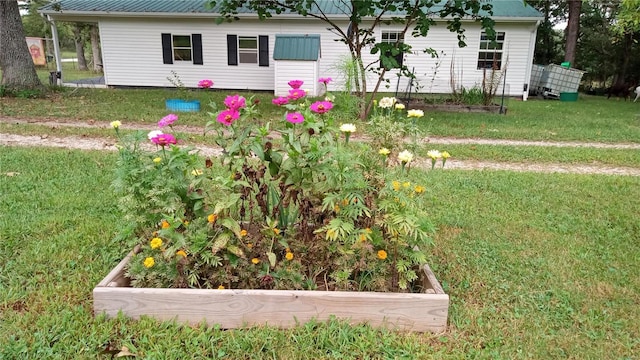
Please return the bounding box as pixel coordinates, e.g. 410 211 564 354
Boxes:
165 99 201 112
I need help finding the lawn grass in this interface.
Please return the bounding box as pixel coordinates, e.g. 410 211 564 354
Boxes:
1 146 638 359
2 82 640 143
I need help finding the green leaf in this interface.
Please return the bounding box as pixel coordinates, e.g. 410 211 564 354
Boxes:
227 245 245 259
267 252 277 268
220 217 241 237
211 233 230 255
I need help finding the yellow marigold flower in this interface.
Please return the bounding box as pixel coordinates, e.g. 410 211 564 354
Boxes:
191 169 203 176
239 229 248 237
342 198 349 206
150 237 163 249
327 229 335 237
442 151 451 159
273 228 280 235
414 185 426 194
176 250 187 258
379 148 390 156
394 103 405 110
207 213 217 223
218 285 225 290
110 120 122 129
183 220 189 226
359 233 367 242
247 243 253 249
392 181 401 191
153 157 162 164
251 258 260 264
402 181 411 188
377 250 388 260
143 257 155 268
334 204 340 213
161 220 170 229
285 252 294 261
365 228 372 234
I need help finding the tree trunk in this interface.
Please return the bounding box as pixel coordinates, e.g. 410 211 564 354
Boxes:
90 24 103 72
0 0 43 90
72 24 88 71
564 0 582 65
614 31 633 87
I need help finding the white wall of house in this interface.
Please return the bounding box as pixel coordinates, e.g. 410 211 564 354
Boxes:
97 17 537 97
274 60 320 97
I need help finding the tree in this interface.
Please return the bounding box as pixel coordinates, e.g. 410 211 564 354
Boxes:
71 23 89 71
526 0 565 64
0 0 42 91
564 0 581 65
211 0 494 119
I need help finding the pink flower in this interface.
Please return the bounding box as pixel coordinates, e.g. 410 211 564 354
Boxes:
272 96 289 106
158 113 178 127
150 133 177 146
287 89 306 101
224 95 246 110
217 109 240 126
318 77 332 85
286 112 305 124
288 80 304 89
309 101 334 114
198 79 214 88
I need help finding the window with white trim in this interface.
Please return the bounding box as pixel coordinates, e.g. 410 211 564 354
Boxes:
381 31 404 69
238 36 258 64
172 35 192 61
477 32 505 70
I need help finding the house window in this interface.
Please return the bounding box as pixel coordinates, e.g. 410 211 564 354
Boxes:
172 35 192 61
161 33 203 65
381 31 404 69
227 35 269 67
477 32 505 70
238 36 258 64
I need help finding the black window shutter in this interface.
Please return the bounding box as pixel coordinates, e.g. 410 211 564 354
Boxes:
227 34 238 66
161 33 173 64
192 34 203 65
258 35 269 67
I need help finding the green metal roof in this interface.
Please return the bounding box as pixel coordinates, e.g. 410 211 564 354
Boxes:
273 35 321 61
40 0 542 18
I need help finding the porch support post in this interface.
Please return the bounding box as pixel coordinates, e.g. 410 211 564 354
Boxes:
47 15 63 85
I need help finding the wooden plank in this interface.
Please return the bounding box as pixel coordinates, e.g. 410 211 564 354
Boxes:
94 254 449 332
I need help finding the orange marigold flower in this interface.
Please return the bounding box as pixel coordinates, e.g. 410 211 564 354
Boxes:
251 258 260 264
247 243 253 249
414 185 426 194
239 229 248 237
217 285 225 290
285 252 294 261
342 198 349 206
207 213 217 223
161 220 170 229
176 250 187 258
377 250 388 260
359 234 367 242
273 228 280 235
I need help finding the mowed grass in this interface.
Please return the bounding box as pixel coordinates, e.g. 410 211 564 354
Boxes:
2 81 640 143
1 147 638 359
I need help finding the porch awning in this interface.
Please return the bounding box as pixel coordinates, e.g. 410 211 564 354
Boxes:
273 34 320 61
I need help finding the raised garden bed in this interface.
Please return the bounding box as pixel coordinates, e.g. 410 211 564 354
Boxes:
94 251 450 332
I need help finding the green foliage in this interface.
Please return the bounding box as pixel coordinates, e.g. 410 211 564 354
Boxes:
114 88 435 292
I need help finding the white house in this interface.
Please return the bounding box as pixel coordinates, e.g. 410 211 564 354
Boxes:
39 0 542 98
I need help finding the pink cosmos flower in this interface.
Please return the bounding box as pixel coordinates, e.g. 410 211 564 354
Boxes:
287 89 306 101
286 112 305 124
217 109 240 126
309 101 334 114
272 96 289 106
318 77 332 85
288 79 304 89
158 113 178 127
198 79 214 88
150 133 177 146
223 95 246 110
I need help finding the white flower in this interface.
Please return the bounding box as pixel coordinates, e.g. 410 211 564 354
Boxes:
340 123 356 133
427 150 442 159
378 97 397 109
394 103 405 110
407 109 424 118
110 121 122 129
147 130 163 140
398 150 413 164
